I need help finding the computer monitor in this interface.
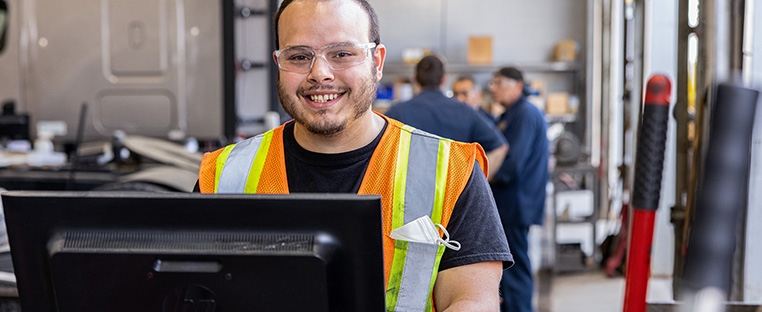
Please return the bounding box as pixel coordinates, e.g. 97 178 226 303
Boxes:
1 191 386 311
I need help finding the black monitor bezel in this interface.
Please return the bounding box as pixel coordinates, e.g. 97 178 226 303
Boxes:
2 190 386 311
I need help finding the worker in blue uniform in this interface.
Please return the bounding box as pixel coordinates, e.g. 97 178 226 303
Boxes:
489 66 549 312
451 74 499 123
384 55 508 178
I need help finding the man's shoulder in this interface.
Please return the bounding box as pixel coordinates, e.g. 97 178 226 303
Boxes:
515 98 546 123
521 98 545 114
383 99 418 117
384 96 441 121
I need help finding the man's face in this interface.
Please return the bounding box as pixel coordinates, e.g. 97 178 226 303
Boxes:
489 76 523 108
274 0 386 136
452 79 480 109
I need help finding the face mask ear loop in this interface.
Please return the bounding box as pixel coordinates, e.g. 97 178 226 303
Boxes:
435 223 461 251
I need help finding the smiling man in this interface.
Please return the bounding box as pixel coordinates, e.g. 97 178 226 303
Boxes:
196 1 513 311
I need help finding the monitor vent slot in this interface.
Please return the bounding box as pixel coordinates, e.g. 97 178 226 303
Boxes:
57 231 316 254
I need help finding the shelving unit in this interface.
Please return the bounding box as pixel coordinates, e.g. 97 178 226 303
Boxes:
551 164 599 272
381 60 586 140
382 61 581 76
380 60 597 273
382 61 583 102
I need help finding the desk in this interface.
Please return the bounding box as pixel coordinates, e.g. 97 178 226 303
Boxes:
0 168 118 191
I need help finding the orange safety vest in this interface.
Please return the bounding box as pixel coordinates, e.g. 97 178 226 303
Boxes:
198 113 488 311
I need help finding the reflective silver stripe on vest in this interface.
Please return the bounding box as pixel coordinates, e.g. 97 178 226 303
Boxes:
392 128 449 312
395 241 442 311
217 135 264 193
403 129 440 223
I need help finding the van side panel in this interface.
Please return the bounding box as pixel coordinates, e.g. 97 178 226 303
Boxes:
17 0 223 141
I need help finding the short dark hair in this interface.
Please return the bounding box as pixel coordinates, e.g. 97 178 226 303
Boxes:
495 66 536 96
415 55 444 89
273 0 381 49
454 75 475 85
494 66 524 82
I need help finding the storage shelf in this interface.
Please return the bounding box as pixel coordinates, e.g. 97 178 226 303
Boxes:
383 61 580 75
547 114 577 123
552 165 599 273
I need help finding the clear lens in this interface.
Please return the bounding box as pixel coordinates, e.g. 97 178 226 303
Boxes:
278 47 313 70
276 42 376 73
489 78 517 88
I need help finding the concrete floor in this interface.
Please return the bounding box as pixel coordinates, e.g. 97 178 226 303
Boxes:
546 270 673 312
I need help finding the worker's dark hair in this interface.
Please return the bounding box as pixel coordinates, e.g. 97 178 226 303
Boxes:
273 0 381 50
415 55 445 89
454 75 476 85
494 66 524 83
495 66 535 96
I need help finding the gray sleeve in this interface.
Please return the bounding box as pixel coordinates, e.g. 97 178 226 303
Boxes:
439 162 514 271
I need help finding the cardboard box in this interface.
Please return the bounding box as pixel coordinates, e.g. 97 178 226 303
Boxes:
546 92 570 115
467 36 493 65
529 79 546 97
402 48 431 64
554 40 578 62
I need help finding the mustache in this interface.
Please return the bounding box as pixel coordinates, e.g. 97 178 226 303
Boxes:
299 84 349 93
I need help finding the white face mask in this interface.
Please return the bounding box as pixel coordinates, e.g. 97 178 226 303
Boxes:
389 215 461 251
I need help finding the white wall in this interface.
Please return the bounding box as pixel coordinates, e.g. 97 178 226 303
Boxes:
0 0 21 115
744 0 762 302
371 0 587 65
644 0 677 277
371 0 589 91
235 0 275 137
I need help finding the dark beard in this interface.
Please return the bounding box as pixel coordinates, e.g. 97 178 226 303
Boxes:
277 66 377 136
304 109 343 136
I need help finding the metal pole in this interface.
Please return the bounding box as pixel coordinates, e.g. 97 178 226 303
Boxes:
671 0 693 298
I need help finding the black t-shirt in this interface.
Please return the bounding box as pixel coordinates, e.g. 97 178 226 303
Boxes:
281 122 513 270
195 122 514 269
283 122 376 193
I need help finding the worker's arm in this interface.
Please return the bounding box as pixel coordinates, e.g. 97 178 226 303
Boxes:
433 261 503 311
469 107 507 180
485 143 508 180
492 110 541 185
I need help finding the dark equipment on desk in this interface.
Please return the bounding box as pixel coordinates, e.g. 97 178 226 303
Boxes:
2 191 387 312
0 101 29 142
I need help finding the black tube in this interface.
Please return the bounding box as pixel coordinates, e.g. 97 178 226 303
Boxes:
682 83 759 296
268 0 280 115
632 74 672 211
222 0 236 142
